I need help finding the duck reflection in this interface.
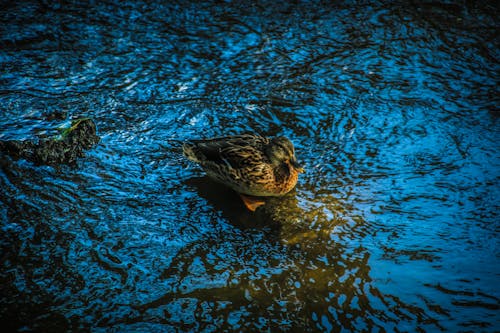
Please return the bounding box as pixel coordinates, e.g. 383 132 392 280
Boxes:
184 175 337 247
184 176 301 232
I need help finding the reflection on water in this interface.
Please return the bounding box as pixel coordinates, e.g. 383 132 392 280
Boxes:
1 0 499 331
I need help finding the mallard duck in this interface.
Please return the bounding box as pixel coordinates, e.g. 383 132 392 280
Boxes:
183 134 304 211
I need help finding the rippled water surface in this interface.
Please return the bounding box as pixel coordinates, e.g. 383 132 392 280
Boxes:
1 1 499 331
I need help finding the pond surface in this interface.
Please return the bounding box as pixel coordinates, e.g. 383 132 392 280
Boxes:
1 1 499 331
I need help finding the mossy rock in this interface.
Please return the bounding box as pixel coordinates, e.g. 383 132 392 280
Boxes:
0 118 99 165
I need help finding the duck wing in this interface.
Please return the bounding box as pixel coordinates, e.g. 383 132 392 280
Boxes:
183 135 269 169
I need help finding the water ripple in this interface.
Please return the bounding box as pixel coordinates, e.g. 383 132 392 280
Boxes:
1 0 499 331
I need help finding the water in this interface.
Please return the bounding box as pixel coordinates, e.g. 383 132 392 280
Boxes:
1 1 499 331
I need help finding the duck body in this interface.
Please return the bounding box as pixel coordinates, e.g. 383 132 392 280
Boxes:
183 134 303 200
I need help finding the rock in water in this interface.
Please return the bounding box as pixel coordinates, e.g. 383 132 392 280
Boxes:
0 118 100 165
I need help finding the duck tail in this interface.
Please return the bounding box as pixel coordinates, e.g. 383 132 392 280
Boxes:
182 142 203 163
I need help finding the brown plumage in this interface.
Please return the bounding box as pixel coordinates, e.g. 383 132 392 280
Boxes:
183 134 304 211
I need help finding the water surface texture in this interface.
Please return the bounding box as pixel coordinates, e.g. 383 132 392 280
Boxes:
1 1 499 332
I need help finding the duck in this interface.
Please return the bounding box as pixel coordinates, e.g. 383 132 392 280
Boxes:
182 134 304 211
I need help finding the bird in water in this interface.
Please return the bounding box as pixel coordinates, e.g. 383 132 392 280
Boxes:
183 134 304 211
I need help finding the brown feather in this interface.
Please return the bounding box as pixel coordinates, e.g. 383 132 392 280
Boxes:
183 134 302 198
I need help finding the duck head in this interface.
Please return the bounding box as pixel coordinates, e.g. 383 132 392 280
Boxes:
266 137 305 173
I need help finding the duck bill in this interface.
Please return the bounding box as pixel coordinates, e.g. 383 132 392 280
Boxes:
291 158 305 173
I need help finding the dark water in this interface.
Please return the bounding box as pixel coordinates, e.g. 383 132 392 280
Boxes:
1 1 499 331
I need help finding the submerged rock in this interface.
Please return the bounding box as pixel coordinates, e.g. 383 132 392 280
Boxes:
0 118 99 165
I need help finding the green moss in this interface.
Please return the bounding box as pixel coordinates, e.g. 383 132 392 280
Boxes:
56 118 91 140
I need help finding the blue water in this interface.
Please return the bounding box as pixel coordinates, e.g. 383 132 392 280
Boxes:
1 1 499 331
